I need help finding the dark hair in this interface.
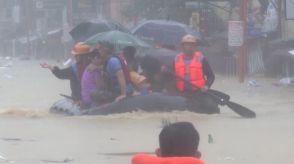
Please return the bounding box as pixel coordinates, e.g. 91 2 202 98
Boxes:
99 41 114 53
140 56 161 75
159 122 200 157
123 46 136 60
88 49 100 58
78 53 91 64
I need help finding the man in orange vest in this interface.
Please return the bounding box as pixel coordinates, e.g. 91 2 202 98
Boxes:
174 34 219 114
132 122 204 164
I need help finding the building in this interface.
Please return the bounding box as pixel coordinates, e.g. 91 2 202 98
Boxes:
0 0 136 57
99 0 133 25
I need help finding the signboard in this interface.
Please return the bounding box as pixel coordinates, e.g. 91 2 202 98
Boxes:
228 21 244 47
286 0 294 20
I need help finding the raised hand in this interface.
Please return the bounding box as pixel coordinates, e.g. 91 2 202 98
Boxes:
40 63 53 70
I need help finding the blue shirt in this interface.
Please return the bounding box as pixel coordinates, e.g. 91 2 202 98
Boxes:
106 56 133 94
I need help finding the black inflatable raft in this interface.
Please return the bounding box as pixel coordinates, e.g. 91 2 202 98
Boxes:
50 93 187 116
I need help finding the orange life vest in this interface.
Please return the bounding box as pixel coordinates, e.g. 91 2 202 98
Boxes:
132 153 205 164
174 51 206 91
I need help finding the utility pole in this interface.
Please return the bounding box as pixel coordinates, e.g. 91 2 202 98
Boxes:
25 0 33 58
238 0 248 83
67 0 73 27
277 0 282 38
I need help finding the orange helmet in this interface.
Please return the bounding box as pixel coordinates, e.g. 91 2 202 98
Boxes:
181 34 197 44
71 42 92 56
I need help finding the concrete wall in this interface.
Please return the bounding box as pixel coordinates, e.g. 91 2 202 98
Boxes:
283 21 294 38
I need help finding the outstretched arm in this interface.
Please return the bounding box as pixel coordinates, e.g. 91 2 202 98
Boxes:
41 62 72 79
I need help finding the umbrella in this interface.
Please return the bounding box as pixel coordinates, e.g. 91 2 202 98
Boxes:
85 30 150 47
69 19 129 42
132 20 201 49
139 48 177 69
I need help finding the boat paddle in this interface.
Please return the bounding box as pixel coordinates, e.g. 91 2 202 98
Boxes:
163 69 256 118
182 77 255 118
60 94 74 100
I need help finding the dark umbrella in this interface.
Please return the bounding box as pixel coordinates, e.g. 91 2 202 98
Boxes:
139 48 177 70
69 19 129 42
138 48 178 91
132 20 201 49
85 30 150 48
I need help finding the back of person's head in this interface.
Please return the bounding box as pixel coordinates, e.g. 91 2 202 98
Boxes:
88 49 100 59
123 46 136 60
98 41 115 55
140 56 162 74
159 122 200 157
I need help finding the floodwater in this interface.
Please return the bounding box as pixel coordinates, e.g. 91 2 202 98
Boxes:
0 58 294 164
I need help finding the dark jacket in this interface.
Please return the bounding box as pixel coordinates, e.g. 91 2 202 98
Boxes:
51 66 81 101
201 57 215 87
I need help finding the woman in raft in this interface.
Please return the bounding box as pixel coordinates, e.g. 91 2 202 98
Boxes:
80 50 104 109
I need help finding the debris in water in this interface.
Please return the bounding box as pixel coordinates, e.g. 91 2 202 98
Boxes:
2 74 13 79
0 154 14 163
1 137 37 143
224 156 235 161
98 152 155 156
247 79 260 87
41 158 73 163
0 61 13 68
208 134 213 144
161 118 172 127
1 138 22 142
279 77 294 85
110 137 117 141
